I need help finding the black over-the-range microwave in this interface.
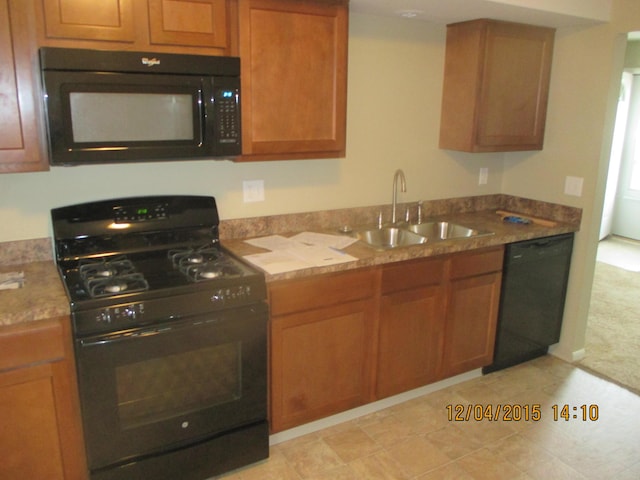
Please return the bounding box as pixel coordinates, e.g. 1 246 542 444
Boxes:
39 47 242 165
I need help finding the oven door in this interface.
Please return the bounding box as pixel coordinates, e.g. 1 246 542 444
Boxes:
75 303 267 471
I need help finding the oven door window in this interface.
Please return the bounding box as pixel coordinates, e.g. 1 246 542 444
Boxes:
115 341 241 430
76 304 267 470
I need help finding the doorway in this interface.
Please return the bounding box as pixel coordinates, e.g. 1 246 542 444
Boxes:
584 35 640 394
607 72 640 240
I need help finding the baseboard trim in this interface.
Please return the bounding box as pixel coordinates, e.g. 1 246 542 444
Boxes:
549 345 586 362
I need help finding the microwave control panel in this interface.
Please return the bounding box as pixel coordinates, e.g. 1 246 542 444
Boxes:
214 87 240 145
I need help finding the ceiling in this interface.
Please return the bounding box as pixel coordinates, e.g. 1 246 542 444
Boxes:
349 0 609 28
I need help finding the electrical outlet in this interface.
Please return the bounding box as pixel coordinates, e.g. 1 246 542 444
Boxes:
564 176 584 197
479 167 488 185
243 180 265 202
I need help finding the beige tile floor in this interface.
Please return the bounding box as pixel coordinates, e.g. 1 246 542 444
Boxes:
218 356 640 479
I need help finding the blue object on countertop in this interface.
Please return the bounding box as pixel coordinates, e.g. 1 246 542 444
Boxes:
503 216 532 224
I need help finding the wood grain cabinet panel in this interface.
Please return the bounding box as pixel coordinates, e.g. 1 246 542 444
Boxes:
377 257 445 398
237 0 348 160
0 0 46 173
0 318 87 480
0 364 66 479
42 0 135 42
440 19 555 152
269 269 377 433
148 0 228 48
271 300 376 432
442 247 503 377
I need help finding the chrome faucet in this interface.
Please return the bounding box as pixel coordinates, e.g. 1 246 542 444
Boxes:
391 169 406 224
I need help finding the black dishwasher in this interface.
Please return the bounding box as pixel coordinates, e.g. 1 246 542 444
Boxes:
483 233 574 374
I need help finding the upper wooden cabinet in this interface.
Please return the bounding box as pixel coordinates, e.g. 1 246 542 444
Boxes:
439 19 555 153
41 0 136 43
237 0 348 160
37 0 234 55
0 0 47 173
148 0 229 49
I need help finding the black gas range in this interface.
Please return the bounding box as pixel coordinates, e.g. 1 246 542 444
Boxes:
52 195 269 480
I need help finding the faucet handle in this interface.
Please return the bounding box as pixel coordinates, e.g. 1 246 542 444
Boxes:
404 206 410 223
417 201 423 224
377 210 383 228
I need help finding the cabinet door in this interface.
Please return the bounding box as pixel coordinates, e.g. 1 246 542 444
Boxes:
0 318 88 479
42 0 135 42
270 299 375 433
442 271 502 377
238 0 348 160
0 0 47 173
476 21 554 150
148 0 228 49
0 364 65 479
440 19 554 152
377 285 443 398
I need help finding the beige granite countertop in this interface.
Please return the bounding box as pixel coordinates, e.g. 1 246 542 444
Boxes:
224 208 580 282
0 261 69 327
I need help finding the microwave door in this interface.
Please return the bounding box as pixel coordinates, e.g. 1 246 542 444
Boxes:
42 72 210 165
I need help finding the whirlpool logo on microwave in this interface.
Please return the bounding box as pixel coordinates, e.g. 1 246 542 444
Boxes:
141 57 161 67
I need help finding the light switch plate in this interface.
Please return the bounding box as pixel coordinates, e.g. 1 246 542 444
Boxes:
564 176 584 197
243 180 265 202
479 167 488 185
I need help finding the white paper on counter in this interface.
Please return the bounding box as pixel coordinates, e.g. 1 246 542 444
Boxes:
243 244 357 274
242 251 313 275
244 235 298 251
289 231 358 249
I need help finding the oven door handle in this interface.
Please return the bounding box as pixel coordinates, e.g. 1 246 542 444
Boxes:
79 326 175 347
77 315 229 347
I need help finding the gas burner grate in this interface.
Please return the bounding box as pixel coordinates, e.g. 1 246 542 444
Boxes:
79 256 149 298
169 246 243 282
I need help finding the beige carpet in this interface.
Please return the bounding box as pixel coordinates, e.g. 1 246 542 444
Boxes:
579 260 640 395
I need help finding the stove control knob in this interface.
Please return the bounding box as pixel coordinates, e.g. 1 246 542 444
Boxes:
211 290 225 305
124 306 137 320
97 310 112 324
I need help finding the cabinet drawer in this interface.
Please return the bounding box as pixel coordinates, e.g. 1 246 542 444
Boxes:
0 319 64 372
382 257 445 294
269 269 377 316
450 246 504 279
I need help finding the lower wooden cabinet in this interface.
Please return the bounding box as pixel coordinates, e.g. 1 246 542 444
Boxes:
268 246 504 432
0 318 87 480
442 247 504 377
376 257 445 398
269 269 377 433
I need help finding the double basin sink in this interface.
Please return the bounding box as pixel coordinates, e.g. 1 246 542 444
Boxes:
354 221 493 250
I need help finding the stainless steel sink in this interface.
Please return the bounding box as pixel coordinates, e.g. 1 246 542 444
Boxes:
355 227 428 250
407 221 492 241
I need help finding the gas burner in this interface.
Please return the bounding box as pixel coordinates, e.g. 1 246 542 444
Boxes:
86 273 149 298
169 246 244 282
168 246 223 270
80 257 136 281
185 263 244 283
79 257 149 298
